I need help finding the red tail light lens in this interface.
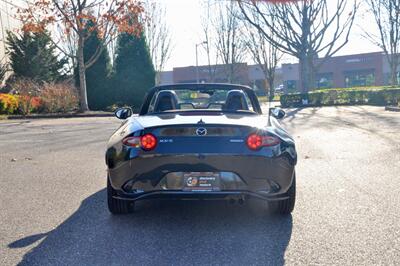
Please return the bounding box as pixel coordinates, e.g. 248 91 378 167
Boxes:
247 134 280 150
140 133 157 151
123 134 157 151
247 134 263 150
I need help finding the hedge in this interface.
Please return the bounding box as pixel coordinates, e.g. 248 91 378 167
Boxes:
280 88 400 108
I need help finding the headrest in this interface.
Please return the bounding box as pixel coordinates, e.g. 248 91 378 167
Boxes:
224 90 249 111
154 90 179 112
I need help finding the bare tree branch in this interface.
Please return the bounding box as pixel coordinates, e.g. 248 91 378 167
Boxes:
237 0 358 92
242 12 283 101
213 1 247 84
364 0 400 86
143 0 173 84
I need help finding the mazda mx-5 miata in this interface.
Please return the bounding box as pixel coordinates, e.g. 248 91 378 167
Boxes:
106 84 297 215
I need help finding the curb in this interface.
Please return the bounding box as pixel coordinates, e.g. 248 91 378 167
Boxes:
385 106 400 112
7 113 115 119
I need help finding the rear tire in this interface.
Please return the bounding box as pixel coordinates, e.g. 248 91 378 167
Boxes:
107 178 134 214
271 173 296 215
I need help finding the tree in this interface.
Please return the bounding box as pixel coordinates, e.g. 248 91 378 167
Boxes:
6 31 67 82
214 1 247 84
365 0 400 86
143 0 173 85
77 25 112 110
238 0 358 92
18 0 144 112
200 0 220 82
112 32 155 110
243 14 282 101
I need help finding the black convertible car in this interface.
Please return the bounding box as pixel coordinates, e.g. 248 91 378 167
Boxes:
106 84 297 215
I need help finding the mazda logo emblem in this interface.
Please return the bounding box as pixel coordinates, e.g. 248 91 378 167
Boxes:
196 127 207 136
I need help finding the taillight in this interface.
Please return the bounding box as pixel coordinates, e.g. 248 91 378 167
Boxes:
140 133 157 151
246 134 280 150
122 137 140 148
122 133 157 151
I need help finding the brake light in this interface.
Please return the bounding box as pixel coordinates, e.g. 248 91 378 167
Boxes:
122 134 157 151
140 133 157 151
246 134 280 150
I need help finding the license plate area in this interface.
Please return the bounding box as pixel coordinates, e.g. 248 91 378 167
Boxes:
183 172 221 192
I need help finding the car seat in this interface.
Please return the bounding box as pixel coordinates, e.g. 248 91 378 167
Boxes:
154 90 179 112
223 90 249 111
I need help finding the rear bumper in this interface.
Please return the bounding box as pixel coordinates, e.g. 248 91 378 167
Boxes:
108 154 295 202
112 190 290 202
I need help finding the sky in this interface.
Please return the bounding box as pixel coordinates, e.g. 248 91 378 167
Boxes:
161 0 381 71
0 0 382 70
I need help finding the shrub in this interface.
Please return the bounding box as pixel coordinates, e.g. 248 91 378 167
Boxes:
0 94 19 114
9 78 41 115
30 96 42 111
41 82 79 113
281 88 400 108
17 95 44 115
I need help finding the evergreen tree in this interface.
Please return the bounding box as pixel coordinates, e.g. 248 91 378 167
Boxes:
112 32 155 110
80 30 112 110
6 31 67 83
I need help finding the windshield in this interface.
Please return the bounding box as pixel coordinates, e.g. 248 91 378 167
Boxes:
147 87 256 114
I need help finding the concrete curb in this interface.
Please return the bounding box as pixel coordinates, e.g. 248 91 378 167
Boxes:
385 106 400 112
7 112 115 119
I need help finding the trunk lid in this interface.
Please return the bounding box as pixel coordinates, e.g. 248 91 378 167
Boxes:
131 113 268 130
129 113 270 154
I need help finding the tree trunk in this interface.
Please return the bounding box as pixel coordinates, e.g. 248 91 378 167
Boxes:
390 58 398 86
77 36 89 112
299 53 314 93
268 78 275 102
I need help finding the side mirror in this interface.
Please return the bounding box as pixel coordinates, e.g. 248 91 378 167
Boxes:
115 107 133 120
270 107 286 120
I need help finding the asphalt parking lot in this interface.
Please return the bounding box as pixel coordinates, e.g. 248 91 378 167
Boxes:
0 105 399 265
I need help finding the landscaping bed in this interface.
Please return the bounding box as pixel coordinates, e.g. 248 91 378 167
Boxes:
6 111 114 120
280 87 400 108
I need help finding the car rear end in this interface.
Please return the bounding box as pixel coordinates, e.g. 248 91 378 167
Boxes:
106 121 297 204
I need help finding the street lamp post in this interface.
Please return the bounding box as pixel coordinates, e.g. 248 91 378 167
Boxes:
196 41 207 83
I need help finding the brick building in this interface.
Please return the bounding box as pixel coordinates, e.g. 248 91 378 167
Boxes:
0 0 22 82
160 63 282 96
282 52 390 92
159 52 392 94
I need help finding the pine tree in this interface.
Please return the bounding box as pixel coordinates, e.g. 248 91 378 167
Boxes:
82 30 112 110
6 31 67 83
112 32 155 110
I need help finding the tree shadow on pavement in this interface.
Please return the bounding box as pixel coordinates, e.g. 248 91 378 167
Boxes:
10 189 293 266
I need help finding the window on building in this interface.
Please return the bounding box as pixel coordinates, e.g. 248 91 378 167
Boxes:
315 73 333 89
344 69 375 87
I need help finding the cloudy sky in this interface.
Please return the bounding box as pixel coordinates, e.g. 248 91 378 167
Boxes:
162 0 381 70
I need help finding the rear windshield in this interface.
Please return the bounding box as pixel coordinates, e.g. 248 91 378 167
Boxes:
147 88 255 114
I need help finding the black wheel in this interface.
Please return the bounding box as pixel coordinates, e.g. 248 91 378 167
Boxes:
107 177 134 214
271 173 296 215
